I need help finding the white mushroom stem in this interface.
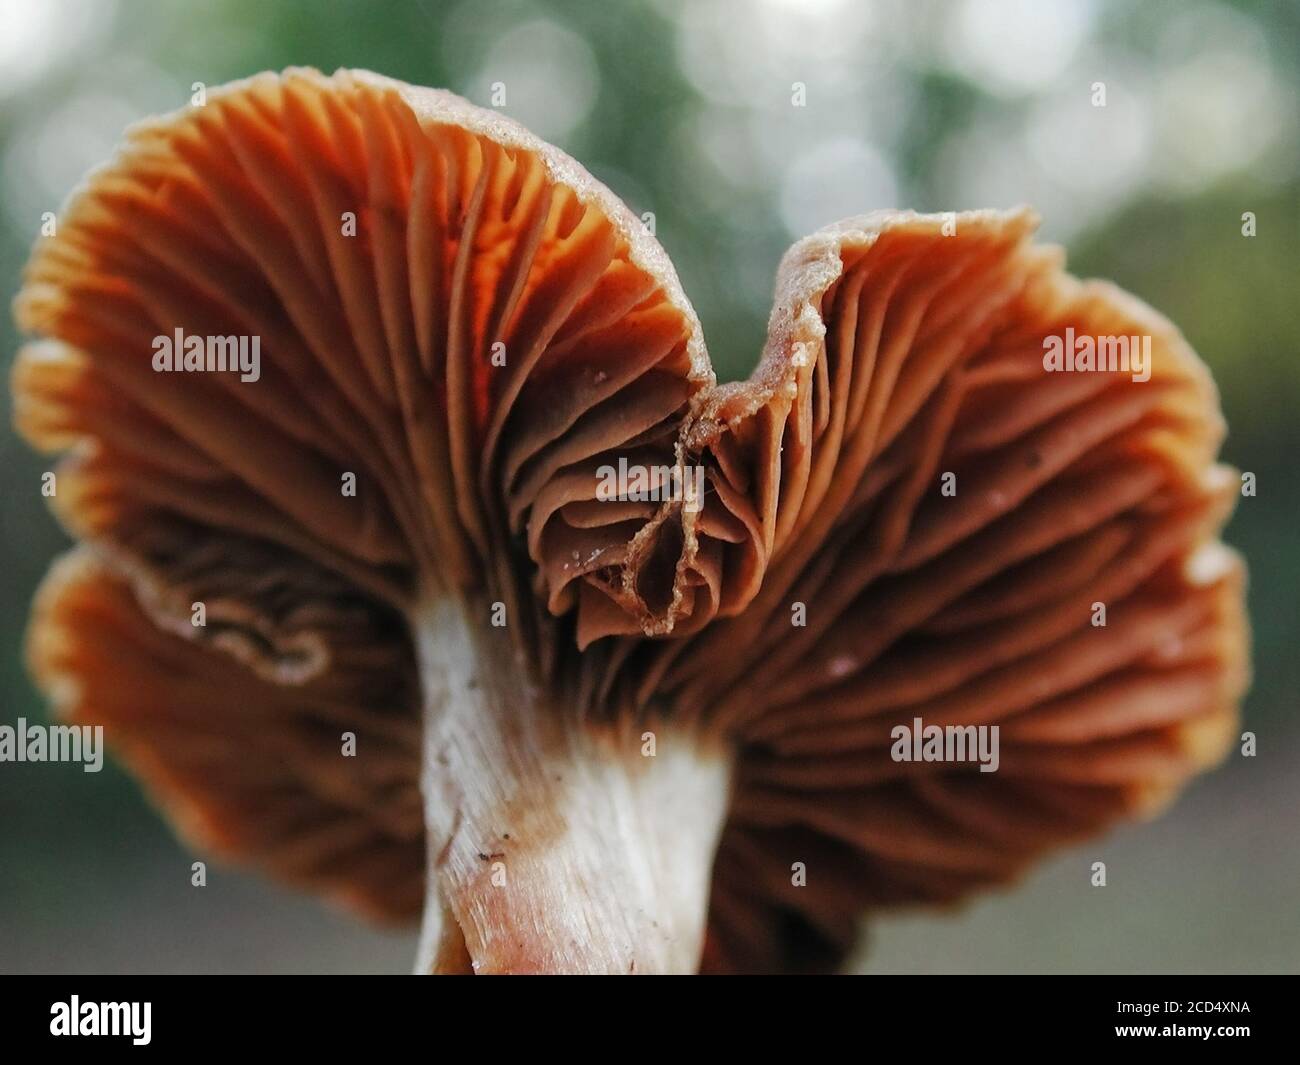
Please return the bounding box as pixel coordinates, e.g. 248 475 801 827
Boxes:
412 596 732 974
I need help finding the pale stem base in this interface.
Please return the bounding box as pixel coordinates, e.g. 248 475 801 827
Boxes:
412 596 732 974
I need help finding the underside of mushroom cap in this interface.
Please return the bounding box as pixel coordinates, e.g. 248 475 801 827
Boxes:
621 210 1249 972
14 67 712 652
14 69 1248 974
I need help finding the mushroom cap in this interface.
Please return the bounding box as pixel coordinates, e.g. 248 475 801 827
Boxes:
16 69 1248 973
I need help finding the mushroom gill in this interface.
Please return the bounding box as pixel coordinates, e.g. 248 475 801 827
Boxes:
13 69 1248 975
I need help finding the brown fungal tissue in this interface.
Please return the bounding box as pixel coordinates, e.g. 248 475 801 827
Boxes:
12 69 1248 975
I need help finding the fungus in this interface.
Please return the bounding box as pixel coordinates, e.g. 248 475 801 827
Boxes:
13 69 1248 974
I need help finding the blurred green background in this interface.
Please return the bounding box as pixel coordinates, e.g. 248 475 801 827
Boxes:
1 0 1296 973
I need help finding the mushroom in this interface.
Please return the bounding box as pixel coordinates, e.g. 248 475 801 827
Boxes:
13 69 1248 974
